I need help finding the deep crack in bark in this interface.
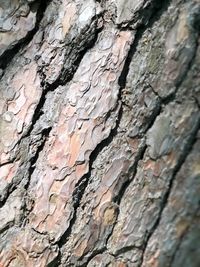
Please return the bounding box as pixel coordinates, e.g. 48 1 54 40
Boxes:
52 102 124 266
20 127 52 227
67 2 173 266
0 0 50 72
139 116 200 267
0 0 199 266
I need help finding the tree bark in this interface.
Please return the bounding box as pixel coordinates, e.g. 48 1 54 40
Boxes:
0 0 200 266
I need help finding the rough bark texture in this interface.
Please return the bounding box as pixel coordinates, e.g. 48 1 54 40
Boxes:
0 0 200 266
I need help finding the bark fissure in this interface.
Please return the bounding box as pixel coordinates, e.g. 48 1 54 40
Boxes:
21 127 52 226
117 0 171 30
0 127 51 217
169 225 190 267
20 19 103 141
53 102 124 266
0 16 104 196
162 39 200 106
0 0 50 71
139 116 200 267
0 0 199 266
65 2 176 265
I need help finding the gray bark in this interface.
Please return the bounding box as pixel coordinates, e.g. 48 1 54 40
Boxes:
0 0 200 266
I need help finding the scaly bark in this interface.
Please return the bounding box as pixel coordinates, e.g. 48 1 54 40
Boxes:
0 0 199 266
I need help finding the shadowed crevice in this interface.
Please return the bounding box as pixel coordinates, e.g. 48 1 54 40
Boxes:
20 127 52 226
59 1 174 266
139 116 200 267
23 15 103 139
0 127 51 217
0 0 50 72
52 103 124 267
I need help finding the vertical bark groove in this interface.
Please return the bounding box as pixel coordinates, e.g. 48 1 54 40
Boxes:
0 0 199 266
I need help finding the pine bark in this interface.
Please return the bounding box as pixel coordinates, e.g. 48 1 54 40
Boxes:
0 0 200 266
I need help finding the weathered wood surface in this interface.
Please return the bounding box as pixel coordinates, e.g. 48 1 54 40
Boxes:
0 0 199 266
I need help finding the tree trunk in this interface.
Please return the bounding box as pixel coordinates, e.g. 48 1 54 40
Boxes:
0 0 200 266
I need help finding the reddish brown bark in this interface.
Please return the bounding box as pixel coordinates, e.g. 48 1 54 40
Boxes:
0 0 199 266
